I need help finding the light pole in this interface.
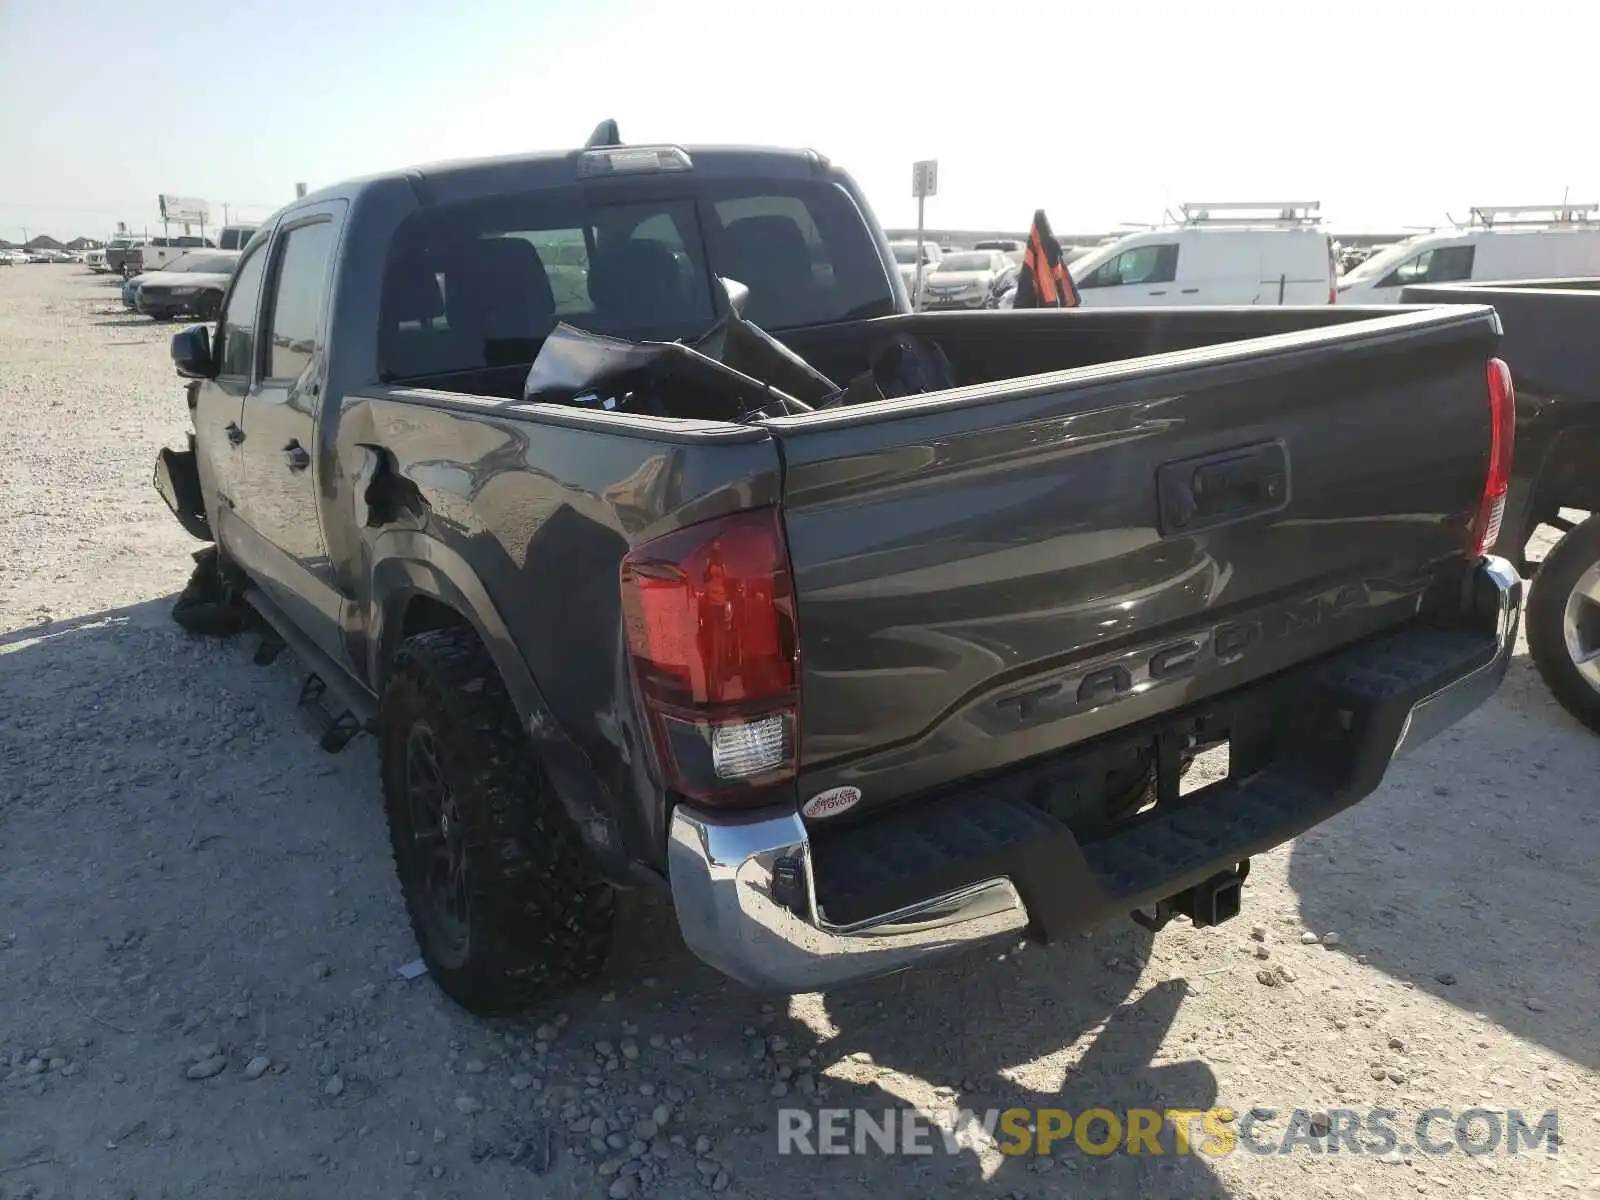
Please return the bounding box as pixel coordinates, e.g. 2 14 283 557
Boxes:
911 161 938 313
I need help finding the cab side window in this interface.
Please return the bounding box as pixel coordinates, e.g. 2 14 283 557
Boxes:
1380 245 1475 289
217 246 268 379
1078 243 1179 288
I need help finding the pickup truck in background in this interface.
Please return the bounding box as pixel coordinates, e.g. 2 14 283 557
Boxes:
1404 278 1600 733
152 128 1521 1015
125 234 215 277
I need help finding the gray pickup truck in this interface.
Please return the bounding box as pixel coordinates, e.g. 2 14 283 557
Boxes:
154 127 1521 1015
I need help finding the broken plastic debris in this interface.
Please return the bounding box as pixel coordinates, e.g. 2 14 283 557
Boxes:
398 958 429 981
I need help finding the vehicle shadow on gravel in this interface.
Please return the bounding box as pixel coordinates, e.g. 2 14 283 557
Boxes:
1288 656 1600 1070
1 596 1230 1197
608 896 1233 1197
93 317 159 328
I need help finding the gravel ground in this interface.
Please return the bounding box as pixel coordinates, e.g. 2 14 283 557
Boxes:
1 266 1597 1200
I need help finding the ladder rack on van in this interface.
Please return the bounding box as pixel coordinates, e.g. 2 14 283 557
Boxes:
1464 203 1599 228
1179 201 1323 228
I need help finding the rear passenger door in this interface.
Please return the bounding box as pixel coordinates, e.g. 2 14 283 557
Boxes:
232 203 347 664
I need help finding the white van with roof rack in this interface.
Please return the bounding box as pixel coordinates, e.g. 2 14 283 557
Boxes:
1337 204 1600 303
1063 202 1337 307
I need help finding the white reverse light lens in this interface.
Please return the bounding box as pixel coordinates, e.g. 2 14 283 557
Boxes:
711 715 788 780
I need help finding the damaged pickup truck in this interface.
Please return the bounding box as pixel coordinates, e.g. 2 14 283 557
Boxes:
153 125 1522 1014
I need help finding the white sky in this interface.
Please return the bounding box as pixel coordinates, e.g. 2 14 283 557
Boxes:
1 0 1594 240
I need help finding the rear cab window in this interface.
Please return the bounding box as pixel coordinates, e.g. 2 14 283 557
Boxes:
377 178 896 381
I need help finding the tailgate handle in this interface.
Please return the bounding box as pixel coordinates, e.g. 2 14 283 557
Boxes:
1158 441 1289 535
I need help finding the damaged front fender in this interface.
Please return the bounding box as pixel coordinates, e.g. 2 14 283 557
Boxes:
153 436 213 542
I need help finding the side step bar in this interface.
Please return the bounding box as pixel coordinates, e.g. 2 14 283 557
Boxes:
242 588 378 752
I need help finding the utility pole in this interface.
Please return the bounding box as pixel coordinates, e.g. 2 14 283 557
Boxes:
222 202 230 225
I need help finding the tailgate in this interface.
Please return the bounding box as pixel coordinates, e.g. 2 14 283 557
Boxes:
765 307 1500 817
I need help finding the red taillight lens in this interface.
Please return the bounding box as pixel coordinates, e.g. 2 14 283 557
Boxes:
1468 357 1516 557
620 507 800 805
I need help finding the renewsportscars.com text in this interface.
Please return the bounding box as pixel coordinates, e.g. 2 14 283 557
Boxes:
776 1106 1560 1158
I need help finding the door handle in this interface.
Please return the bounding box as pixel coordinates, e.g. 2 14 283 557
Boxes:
1149 290 1168 296
225 422 245 446
1181 288 1200 294
284 441 311 471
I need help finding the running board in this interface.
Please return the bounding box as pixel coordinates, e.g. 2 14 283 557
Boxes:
242 588 379 753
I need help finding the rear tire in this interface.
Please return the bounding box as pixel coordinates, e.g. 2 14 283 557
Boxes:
1526 514 1600 734
380 627 614 1014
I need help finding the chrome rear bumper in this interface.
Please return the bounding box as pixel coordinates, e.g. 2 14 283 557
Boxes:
667 808 1026 992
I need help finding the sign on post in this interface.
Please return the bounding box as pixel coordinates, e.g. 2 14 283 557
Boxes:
910 160 938 311
158 194 210 225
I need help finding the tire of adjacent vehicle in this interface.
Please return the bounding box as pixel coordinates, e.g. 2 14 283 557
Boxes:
1526 513 1600 735
170 545 254 637
379 627 615 1015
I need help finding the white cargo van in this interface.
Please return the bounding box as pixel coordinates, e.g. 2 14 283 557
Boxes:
1337 204 1600 303
1066 202 1336 307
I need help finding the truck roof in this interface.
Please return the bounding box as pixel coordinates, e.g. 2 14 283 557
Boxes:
291 143 836 215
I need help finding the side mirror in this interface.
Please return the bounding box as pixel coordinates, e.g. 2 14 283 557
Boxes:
717 276 750 319
171 325 215 379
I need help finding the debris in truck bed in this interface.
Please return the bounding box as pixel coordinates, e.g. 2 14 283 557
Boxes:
521 277 960 421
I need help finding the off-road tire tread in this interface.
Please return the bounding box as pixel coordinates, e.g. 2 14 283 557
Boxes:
1526 515 1600 734
380 627 614 1015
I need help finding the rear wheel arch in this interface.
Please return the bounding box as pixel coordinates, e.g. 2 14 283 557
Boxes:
368 551 632 874
1500 420 1600 573
368 555 535 723
1525 420 1600 525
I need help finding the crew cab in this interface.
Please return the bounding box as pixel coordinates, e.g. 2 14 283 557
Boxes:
1403 278 1600 734
153 129 1521 1015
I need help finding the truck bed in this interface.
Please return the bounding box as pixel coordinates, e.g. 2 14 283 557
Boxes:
376 301 1500 832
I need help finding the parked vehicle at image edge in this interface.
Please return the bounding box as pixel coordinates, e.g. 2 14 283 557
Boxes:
1064 202 1336 307
126 250 242 319
153 123 1520 1015
920 249 1018 309
1341 205 1600 302
1402 276 1600 734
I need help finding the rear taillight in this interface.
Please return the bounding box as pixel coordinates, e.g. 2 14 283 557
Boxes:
620 507 800 806
1468 357 1516 557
